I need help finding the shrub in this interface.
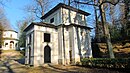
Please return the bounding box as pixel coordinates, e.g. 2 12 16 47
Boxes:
80 58 130 68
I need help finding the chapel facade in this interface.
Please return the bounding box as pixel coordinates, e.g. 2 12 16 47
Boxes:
24 3 92 66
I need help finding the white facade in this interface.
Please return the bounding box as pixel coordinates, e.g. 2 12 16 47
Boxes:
44 6 87 26
25 24 59 66
1 30 18 50
24 3 92 67
44 9 62 25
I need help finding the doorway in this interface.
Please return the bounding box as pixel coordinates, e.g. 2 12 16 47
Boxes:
44 45 51 63
29 47 31 64
10 41 14 49
69 50 72 64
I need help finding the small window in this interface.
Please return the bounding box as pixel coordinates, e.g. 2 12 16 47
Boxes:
50 18 54 23
44 33 50 42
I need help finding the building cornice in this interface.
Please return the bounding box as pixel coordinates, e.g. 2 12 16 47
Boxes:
24 22 92 32
3 37 19 41
3 30 18 33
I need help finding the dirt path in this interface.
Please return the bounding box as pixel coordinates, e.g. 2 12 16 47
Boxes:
0 59 28 73
27 64 127 73
0 59 127 73
0 49 129 73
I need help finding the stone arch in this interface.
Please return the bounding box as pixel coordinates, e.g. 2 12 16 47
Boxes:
44 45 51 63
10 41 14 49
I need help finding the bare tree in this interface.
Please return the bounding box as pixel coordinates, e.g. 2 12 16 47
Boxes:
74 0 120 58
109 0 130 41
93 0 102 42
0 0 10 6
24 0 51 20
0 8 11 29
0 8 11 48
122 0 130 40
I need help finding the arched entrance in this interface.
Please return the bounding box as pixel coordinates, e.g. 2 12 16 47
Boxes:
44 45 51 63
10 41 14 49
29 47 31 64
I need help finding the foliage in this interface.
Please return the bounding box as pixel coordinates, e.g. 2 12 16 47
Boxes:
80 58 130 68
18 32 26 47
109 25 122 42
17 21 28 48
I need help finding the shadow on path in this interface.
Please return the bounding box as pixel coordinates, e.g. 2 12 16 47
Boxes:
3 61 14 73
15 58 25 64
47 64 81 73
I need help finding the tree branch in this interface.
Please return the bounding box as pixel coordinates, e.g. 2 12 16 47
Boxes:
74 0 98 6
100 0 120 6
74 0 120 6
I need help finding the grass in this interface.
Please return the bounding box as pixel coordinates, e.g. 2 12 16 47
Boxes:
1 50 24 60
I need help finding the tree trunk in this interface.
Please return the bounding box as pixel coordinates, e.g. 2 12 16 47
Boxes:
99 0 115 58
124 0 130 39
93 0 101 42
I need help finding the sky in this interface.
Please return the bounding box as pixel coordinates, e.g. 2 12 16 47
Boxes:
4 0 33 31
3 0 95 35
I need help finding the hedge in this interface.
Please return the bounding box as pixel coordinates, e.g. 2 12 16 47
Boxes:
79 58 130 68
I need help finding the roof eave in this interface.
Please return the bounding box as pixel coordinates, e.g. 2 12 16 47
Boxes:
41 3 90 19
23 23 34 32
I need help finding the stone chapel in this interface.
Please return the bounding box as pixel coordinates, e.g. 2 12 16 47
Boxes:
1 30 18 50
24 3 92 67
